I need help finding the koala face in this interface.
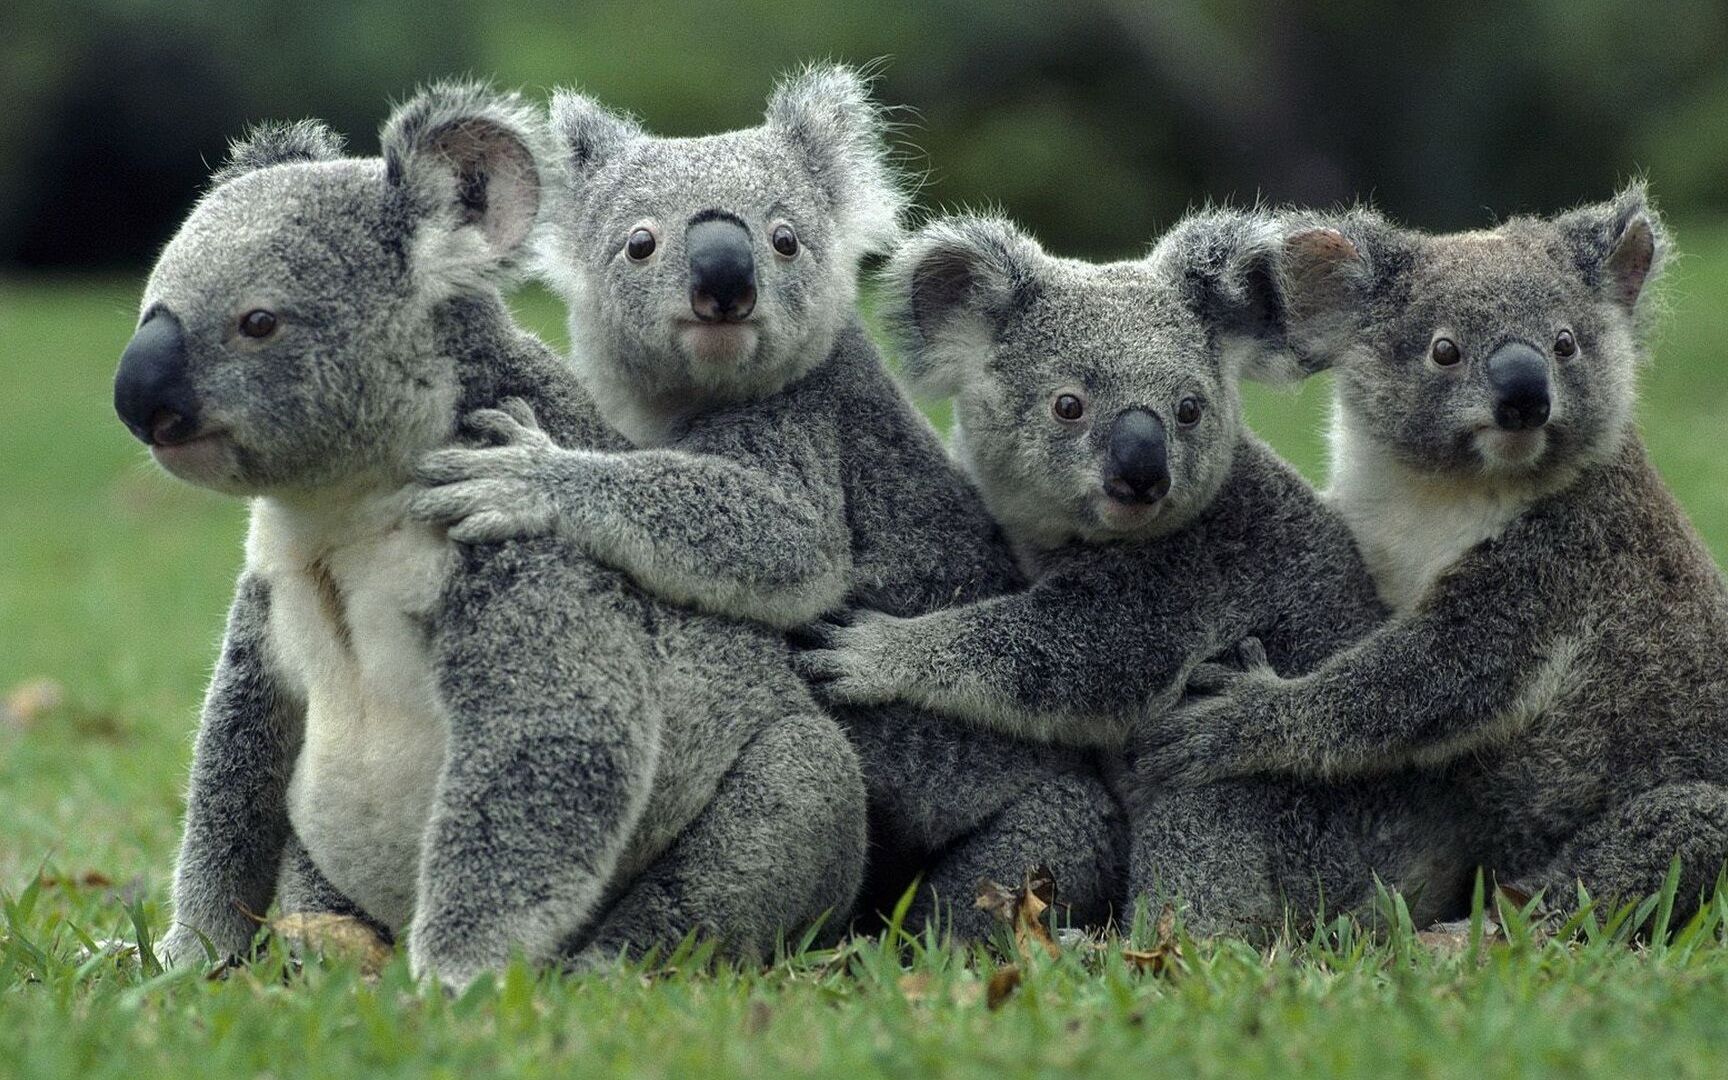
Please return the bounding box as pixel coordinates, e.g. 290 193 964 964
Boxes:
1285 188 1664 487
114 88 546 496
541 66 905 438
885 211 1289 550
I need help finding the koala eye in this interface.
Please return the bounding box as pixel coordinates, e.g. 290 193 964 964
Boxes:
1554 329 1577 358
625 227 657 262
1052 393 1086 423
771 223 800 259
239 309 278 339
1176 397 1203 427
1431 337 1462 367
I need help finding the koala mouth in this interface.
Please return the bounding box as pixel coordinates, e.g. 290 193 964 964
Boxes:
676 319 760 363
1473 425 1548 469
149 428 234 483
1093 490 1167 532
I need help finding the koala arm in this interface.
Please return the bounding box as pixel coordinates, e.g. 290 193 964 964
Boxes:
412 401 851 629
1136 513 1588 786
160 576 304 968
797 555 1226 749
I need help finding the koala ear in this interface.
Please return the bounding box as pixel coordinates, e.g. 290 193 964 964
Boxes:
1559 183 1669 313
765 64 907 259
381 82 548 275
883 215 1041 398
548 88 643 195
1275 216 1387 372
1158 210 1303 384
210 119 345 186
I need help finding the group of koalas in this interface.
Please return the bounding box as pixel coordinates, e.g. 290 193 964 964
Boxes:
110 64 1728 987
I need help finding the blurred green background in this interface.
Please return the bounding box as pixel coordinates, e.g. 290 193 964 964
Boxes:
2 1 1727 883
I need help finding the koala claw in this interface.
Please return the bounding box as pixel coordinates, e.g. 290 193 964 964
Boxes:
463 398 552 448
1131 696 1245 789
790 612 905 706
1183 635 1273 699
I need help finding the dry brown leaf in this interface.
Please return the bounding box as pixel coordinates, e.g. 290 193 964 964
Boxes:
1418 916 1504 953
897 971 934 1004
974 865 1062 961
986 964 1021 1009
744 1000 772 1035
3 678 65 729
37 870 115 890
1122 903 1185 978
270 913 392 975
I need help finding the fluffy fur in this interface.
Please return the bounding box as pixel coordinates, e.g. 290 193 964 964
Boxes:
134 84 865 987
411 67 1122 938
1137 187 1728 922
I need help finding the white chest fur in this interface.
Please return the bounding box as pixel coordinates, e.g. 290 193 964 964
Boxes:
249 491 456 932
1326 419 1536 613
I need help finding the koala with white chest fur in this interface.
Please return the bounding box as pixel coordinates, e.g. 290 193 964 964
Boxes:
799 211 1469 932
1137 187 1728 922
412 67 1123 938
118 85 865 987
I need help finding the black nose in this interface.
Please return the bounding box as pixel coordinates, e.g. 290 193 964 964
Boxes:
1104 409 1170 504
1486 342 1551 432
114 309 199 446
687 216 757 323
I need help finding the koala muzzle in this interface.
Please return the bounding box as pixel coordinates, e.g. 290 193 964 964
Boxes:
114 309 200 446
687 216 757 323
1486 342 1552 432
1103 409 1171 504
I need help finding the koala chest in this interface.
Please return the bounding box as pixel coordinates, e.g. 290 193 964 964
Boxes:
252 502 456 933
1328 451 1532 613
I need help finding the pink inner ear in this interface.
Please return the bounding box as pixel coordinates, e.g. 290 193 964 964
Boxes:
1286 228 1359 269
1608 217 1655 309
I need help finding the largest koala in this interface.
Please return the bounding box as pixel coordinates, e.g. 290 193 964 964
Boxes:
1139 187 1728 920
118 85 864 987
413 67 1124 937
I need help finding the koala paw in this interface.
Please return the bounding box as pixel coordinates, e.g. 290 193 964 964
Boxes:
790 611 911 707
411 398 564 544
1182 636 1273 700
407 935 502 996
1131 692 1254 790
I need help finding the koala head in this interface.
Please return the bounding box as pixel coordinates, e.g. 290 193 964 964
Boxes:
885 209 1292 550
1283 185 1667 488
541 64 906 439
114 84 548 497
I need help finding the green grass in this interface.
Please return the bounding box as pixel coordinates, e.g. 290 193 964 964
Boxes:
3 225 1728 1077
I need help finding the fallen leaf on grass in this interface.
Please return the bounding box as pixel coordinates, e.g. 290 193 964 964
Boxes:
269 913 392 975
2 678 65 729
37 870 115 890
986 964 1021 1009
975 864 1062 961
1417 916 1505 953
1122 903 1185 977
897 971 934 1003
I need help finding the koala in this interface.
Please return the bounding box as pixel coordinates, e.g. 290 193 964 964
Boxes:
409 66 1123 938
117 85 865 988
1137 186 1728 922
797 210 1469 932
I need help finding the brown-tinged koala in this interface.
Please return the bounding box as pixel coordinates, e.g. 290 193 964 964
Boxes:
1137 186 1728 923
116 85 864 988
408 67 1123 938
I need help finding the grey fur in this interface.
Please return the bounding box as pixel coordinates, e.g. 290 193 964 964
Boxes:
804 210 1455 933
1137 187 1728 921
137 83 864 986
411 67 1122 937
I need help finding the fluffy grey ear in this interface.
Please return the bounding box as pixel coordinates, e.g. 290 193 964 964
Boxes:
210 119 345 186
1274 212 1391 373
766 64 907 260
1559 183 1669 313
882 214 1042 397
381 81 548 273
547 89 643 194
1154 209 1301 384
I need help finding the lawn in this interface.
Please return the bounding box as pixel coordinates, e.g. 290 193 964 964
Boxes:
3 223 1728 1078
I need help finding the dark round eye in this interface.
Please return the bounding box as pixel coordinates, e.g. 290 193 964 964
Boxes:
1176 397 1203 426
771 223 799 258
1554 329 1576 358
1052 393 1085 422
625 228 657 262
239 309 277 339
1431 337 1462 367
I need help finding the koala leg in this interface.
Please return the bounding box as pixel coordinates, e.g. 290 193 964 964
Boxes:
575 710 867 966
916 766 1126 942
275 835 394 944
1515 782 1728 922
1130 775 1471 938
